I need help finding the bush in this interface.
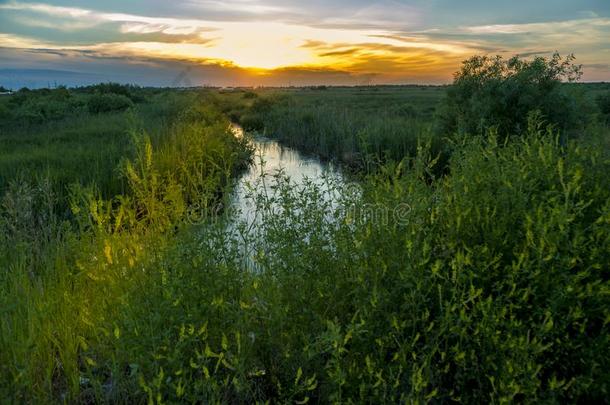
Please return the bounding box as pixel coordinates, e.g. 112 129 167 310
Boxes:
0 103 12 121
240 113 265 131
87 82 141 100
597 91 610 124
87 93 133 114
14 105 44 124
395 103 418 118
122 121 609 403
9 88 31 106
242 91 258 99
437 53 586 136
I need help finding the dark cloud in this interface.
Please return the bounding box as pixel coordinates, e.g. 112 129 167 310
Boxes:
319 48 359 57
0 46 382 87
516 50 552 57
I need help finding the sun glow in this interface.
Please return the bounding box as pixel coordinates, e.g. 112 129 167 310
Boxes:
110 21 473 71
146 21 415 70
1 0 608 83
0 1 473 72
194 22 319 69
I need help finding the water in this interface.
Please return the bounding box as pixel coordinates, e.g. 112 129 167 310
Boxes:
230 124 345 224
226 124 351 268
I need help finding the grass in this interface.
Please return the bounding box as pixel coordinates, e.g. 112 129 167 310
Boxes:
123 121 609 403
233 86 447 169
0 86 252 402
0 89 230 209
0 84 608 402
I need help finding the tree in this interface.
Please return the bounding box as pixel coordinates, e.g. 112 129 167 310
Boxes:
437 53 585 136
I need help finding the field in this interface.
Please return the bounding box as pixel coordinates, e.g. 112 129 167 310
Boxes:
227 86 447 168
0 71 609 403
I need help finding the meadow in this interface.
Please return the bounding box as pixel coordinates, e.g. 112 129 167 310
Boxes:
231 85 447 169
0 54 609 403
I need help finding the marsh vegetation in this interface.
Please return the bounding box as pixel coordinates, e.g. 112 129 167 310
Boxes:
0 54 609 403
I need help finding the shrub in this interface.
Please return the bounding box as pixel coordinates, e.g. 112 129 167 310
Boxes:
14 105 45 124
126 121 609 403
437 53 586 136
9 88 31 106
0 103 12 121
395 103 418 118
88 82 138 99
240 113 265 131
596 91 610 124
242 91 258 99
51 86 71 101
87 93 133 114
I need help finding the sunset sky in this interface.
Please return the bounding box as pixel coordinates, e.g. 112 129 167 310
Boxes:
0 0 609 87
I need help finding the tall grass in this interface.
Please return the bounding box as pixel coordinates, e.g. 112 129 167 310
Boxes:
0 90 223 210
238 86 447 169
0 84 608 402
126 120 609 403
0 93 251 402
2 113 607 402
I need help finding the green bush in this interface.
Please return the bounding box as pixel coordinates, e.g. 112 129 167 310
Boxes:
437 53 587 136
117 121 609 403
1 87 89 126
597 91 610 124
0 93 253 402
86 82 143 101
8 87 32 107
242 91 258 99
14 104 45 124
0 103 12 121
240 113 265 131
87 93 134 114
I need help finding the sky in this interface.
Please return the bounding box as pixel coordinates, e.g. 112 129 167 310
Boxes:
0 0 609 88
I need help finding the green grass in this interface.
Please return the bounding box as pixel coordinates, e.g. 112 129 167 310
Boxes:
234 86 446 170
0 84 608 402
0 87 253 402
0 89 220 207
234 84 605 170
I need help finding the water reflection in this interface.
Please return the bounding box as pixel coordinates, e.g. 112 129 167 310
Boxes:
227 124 350 269
230 124 345 226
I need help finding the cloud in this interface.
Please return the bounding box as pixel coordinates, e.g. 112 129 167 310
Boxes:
117 22 218 44
0 1 220 37
463 18 610 36
0 45 380 87
0 1 99 19
0 1 609 84
318 48 359 57
185 0 291 15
